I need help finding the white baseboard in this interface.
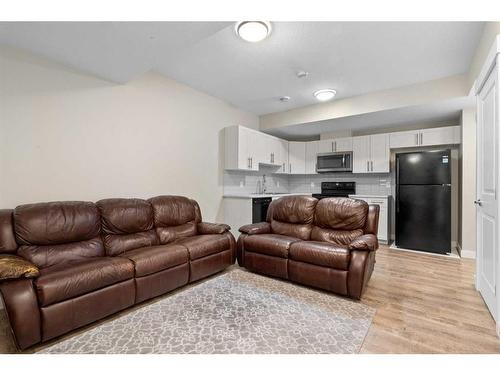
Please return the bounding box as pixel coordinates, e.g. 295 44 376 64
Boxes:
460 249 476 259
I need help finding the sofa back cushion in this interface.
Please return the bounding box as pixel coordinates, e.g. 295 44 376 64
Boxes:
269 196 318 240
0 209 18 254
148 196 202 244
97 198 158 256
14 201 104 267
311 198 368 244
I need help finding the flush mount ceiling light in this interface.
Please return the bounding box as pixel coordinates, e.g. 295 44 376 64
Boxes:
313 89 337 102
236 21 271 42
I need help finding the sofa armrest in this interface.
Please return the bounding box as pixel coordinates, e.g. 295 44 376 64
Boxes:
0 255 39 282
239 222 271 235
348 234 378 252
197 222 231 235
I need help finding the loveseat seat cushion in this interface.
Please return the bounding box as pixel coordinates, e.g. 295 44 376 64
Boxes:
35 257 134 307
243 234 301 258
175 234 230 260
118 244 188 277
289 241 350 270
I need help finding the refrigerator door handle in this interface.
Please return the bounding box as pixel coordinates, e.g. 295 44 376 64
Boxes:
396 159 400 213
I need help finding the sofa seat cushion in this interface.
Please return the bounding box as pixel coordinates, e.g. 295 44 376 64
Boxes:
289 241 350 270
175 234 230 260
119 244 188 277
243 234 301 258
35 257 134 307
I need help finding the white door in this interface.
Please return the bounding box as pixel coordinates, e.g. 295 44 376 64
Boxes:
305 141 318 174
370 134 390 173
288 142 306 174
389 130 420 148
420 126 458 147
352 136 370 173
477 64 498 319
335 137 353 152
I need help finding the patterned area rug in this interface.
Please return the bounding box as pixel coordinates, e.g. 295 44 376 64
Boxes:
38 269 375 354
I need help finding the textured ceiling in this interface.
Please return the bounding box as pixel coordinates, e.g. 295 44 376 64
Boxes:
0 22 484 115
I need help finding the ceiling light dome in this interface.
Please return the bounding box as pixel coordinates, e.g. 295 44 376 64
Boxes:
314 89 337 102
236 21 271 42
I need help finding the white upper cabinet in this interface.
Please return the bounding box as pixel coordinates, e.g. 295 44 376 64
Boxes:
318 137 353 153
352 136 371 173
420 126 461 146
224 126 259 171
334 137 353 152
261 135 282 166
352 134 390 173
275 139 289 174
288 142 306 174
305 141 319 174
370 134 390 173
389 130 420 148
318 139 333 153
389 126 461 149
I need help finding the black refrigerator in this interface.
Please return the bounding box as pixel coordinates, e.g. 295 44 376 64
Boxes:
396 150 451 254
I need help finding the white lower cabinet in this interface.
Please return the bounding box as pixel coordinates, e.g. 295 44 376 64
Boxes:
349 195 390 243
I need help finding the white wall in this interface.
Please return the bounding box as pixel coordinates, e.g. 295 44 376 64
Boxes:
0 46 259 222
460 109 477 258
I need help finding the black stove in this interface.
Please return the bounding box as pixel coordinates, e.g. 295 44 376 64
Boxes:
312 182 356 200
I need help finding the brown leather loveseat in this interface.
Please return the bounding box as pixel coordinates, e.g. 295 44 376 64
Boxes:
0 195 235 350
237 196 379 299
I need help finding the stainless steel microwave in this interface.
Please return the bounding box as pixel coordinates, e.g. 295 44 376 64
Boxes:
316 152 353 173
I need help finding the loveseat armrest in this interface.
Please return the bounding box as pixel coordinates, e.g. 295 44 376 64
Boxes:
238 222 271 235
197 222 231 235
348 234 379 252
0 255 40 282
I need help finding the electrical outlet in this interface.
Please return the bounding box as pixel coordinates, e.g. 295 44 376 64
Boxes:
239 181 244 188
310 182 315 188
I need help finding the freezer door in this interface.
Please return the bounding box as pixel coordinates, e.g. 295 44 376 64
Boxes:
396 184 451 254
397 150 451 185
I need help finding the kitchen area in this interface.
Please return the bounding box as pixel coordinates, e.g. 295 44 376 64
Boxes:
222 124 461 255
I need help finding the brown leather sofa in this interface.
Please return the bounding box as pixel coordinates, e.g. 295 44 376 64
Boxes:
237 196 379 299
0 196 235 350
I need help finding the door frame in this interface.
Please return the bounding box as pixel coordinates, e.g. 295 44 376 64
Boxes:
475 35 500 337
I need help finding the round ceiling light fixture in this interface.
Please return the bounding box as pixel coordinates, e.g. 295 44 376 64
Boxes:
236 21 271 42
313 89 337 102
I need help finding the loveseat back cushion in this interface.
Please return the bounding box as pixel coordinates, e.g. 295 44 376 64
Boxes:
14 201 100 246
313 198 368 231
0 209 18 254
148 196 202 244
14 201 104 268
269 196 318 240
97 198 158 256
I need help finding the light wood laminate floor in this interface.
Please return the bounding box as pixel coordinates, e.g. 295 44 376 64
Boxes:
0 245 499 353
361 245 500 353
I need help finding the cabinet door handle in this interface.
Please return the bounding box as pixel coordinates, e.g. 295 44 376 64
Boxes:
367 161 369 172
248 157 251 168
332 141 335 152
289 163 292 173
415 133 419 145
250 157 253 169
371 161 373 171
420 133 423 144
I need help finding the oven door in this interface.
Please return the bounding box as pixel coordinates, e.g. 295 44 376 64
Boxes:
316 152 353 173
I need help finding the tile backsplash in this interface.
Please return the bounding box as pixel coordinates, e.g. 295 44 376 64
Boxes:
224 167 392 196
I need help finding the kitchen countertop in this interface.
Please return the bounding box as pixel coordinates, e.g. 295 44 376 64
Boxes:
348 194 391 199
223 192 312 199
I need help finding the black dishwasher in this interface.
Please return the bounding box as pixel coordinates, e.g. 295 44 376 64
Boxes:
252 197 272 223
